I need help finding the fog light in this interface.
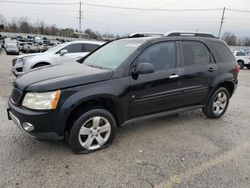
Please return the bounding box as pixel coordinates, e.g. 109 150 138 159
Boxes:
22 122 34 132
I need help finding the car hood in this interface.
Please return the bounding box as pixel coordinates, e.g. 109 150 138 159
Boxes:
16 52 50 59
14 63 113 91
7 48 18 51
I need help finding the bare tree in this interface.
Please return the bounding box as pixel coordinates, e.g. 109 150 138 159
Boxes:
18 17 30 33
7 18 18 32
222 32 237 46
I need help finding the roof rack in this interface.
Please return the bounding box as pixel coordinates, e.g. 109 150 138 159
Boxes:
165 32 216 38
128 32 165 38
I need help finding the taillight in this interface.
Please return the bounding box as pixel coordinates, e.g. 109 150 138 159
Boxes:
235 64 240 73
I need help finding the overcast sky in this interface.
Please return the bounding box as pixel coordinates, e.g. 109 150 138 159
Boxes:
0 0 249 36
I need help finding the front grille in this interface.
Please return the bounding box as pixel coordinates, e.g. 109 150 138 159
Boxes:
16 67 23 72
11 88 22 104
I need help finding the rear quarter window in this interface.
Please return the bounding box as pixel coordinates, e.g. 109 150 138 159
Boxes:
209 41 235 63
83 44 100 52
236 51 245 56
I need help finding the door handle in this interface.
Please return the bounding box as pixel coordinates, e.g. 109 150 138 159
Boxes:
208 67 215 72
169 74 179 79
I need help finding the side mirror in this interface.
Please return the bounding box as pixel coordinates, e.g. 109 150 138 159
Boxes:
133 62 154 75
60 49 68 56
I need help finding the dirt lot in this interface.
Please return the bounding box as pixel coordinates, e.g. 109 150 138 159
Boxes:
0 52 250 188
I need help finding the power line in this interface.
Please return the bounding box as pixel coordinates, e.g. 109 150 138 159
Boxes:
84 2 223 12
1 0 250 13
227 8 250 13
0 0 222 11
0 0 78 5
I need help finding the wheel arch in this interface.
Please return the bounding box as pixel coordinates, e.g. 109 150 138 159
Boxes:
63 95 124 135
207 79 235 104
237 59 244 63
31 61 51 69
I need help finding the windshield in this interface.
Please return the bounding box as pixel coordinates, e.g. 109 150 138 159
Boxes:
7 44 16 48
83 40 142 70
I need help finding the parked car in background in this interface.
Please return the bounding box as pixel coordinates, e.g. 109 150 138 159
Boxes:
233 50 250 69
21 42 40 53
17 41 26 51
7 32 239 153
37 44 48 52
5 44 19 55
12 40 105 76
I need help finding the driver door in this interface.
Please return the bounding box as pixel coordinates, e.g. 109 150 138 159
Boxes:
129 41 182 118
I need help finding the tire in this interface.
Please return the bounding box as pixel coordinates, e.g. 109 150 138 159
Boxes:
247 65 250 69
69 108 116 154
237 61 244 69
202 87 230 119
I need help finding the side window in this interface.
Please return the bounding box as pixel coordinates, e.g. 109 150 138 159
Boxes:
209 41 235 63
236 51 245 56
84 44 100 52
137 42 176 72
62 43 81 53
181 41 210 66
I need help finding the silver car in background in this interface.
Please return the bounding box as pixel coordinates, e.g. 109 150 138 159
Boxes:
12 40 105 76
5 44 20 55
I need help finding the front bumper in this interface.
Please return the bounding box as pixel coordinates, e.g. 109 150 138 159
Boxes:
7 99 64 140
12 68 25 76
6 51 19 55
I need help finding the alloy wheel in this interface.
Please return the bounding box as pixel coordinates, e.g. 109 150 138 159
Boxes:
78 116 111 150
212 92 228 115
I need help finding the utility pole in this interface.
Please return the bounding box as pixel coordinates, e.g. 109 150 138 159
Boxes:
78 1 82 38
218 7 226 38
37 19 40 35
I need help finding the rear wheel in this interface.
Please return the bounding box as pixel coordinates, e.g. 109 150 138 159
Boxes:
202 87 229 119
237 60 244 69
247 65 250 69
69 109 116 154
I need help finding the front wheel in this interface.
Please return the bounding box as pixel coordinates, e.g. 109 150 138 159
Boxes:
202 87 230 119
237 61 244 69
69 109 116 154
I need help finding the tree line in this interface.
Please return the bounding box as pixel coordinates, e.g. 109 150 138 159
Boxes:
0 14 249 44
0 15 119 39
221 32 250 46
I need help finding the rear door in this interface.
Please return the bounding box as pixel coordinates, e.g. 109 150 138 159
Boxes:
178 40 217 106
129 41 182 118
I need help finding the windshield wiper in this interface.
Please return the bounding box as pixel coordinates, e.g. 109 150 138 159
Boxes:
87 64 104 69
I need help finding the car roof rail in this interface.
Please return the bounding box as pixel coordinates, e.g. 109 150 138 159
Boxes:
128 32 165 38
165 31 216 38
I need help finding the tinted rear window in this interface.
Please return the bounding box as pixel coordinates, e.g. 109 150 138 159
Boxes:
181 41 210 66
209 41 235 63
83 43 100 52
236 51 245 56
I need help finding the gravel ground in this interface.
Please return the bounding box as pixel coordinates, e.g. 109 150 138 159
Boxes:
0 51 250 188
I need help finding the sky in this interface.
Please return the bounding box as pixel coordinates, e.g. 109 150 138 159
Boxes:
0 0 250 37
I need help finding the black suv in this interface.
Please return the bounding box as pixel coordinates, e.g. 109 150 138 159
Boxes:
7 32 239 153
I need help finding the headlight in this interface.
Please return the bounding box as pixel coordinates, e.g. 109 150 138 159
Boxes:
22 90 61 110
15 58 24 67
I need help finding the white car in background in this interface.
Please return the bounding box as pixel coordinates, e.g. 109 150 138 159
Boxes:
12 40 105 76
233 50 250 69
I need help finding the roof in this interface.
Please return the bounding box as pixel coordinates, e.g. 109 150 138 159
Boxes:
66 40 105 45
